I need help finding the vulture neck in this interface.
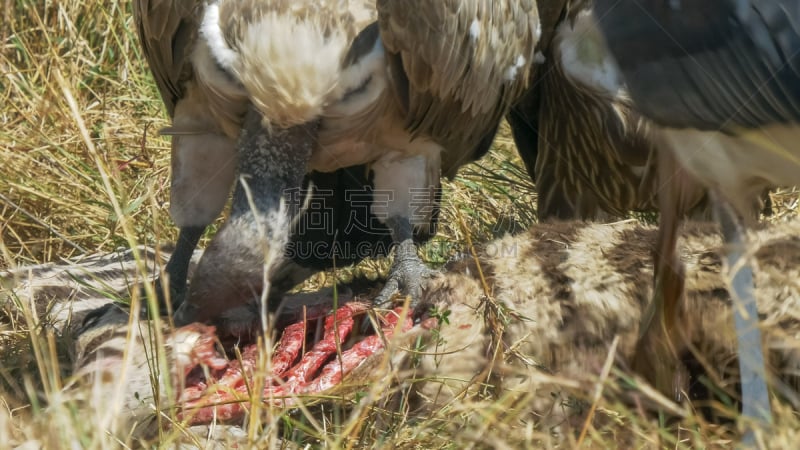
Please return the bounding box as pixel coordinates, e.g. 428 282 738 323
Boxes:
230 107 316 220
175 106 316 333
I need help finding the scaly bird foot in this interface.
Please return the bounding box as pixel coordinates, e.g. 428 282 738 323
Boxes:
373 238 438 313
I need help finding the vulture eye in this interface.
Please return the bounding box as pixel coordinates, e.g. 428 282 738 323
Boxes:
211 57 243 89
343 75 373 100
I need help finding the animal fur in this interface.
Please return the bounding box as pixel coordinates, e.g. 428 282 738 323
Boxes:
2 219 799 445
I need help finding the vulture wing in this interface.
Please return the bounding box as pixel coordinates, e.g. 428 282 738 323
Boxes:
133 0 202 117
376 0 540 171
593 0 800 131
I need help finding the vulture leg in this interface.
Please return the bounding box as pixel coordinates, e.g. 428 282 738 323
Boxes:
633 146 693 403
373 216 438 309
711 191 773 433
507 88 540 185
153 104 239 313
173 106 316 335
147 225 204 313
370 154 439 311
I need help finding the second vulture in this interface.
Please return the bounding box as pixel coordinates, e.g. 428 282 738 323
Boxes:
592 0 800 436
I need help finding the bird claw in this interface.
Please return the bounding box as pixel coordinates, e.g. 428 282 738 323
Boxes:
364 256 437 337
373 256 439 311
175 302 414 424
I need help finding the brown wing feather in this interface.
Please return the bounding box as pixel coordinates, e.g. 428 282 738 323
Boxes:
133 0 202 117
377 0 540 167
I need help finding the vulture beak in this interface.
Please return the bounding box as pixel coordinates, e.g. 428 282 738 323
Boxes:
173 105 316 334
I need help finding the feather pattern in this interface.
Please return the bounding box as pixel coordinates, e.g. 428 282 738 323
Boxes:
205 0 369 128
593 0 800 131
317 0 541 179
377 0 540 172
534 10 663 219
509 5 708 221
132 0 201 117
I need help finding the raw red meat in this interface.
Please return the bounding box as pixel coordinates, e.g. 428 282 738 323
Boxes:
174 303 413 424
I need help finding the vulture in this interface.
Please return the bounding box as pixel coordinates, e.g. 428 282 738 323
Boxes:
508 0 709 221
592 0 800 434
132 0 542 332
132 0 398 317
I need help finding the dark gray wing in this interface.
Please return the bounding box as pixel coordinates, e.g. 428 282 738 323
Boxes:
593 0 800 130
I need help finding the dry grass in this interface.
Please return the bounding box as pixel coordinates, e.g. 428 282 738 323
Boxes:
1 1 174 268
1 1 799 449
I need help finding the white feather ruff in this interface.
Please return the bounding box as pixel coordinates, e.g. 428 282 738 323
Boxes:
200 2 240 71
238 14 349 128
200 6 350 129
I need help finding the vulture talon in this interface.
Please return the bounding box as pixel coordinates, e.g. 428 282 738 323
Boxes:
373 239 438 311
373 215 439 313
365 237 437 335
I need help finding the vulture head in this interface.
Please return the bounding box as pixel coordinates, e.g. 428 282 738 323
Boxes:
172 1 365 333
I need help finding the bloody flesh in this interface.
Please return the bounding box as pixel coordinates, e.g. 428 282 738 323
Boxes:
174 303 413 424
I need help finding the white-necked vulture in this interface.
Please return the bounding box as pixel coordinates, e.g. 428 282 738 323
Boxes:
132 1 396 320
132 0 542 332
